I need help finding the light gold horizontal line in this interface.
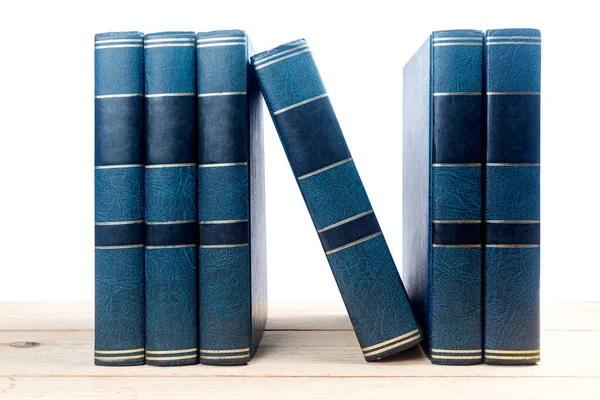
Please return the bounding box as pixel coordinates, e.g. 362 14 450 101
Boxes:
198 92 247 97
95 164 143 169
433 244 481 248
197 42 246 48
253 44 309 65
431 355 483 360
144 38 195 44
145 163 196 168
432 163 481 167
146 354 198 361
95 39 143 44
433 92 482 96
254 48 311 70
199 219 248 224
146 348 197 355
486 42 541 46
297 157 353 181
145 93 195 98
94 355 145 361
196 36 246 43
487 163 540 166
145 43 196 49
431 349 482 354
432 37 483 42
200 348 250 354
326 232 382 255
273 93 328 115
146 220 196 225
317 210 374 233
146 244 196 249
485 355 540 360
95 44 143 49
199 243 248 249
200 354 250 360
95 220 144 226
433 43 482 47
432 220 481 224
487 92 540 96
485 349 540 354
198 162 247 168
363 334 421 358
362 329 420 352
487 36 541 41
487 220 539 224
95 348 145 354
486 244 540 248
95 244 144 250
95 93 143 99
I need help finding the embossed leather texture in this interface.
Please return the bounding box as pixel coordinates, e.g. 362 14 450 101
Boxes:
484 29 541 365
403 30 484 365
94 31 146 366
196 30 267 365
252 39 421 361
144 31 198 366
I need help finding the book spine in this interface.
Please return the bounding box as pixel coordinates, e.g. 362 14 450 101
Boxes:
196 30 253 365
429 31 484 365
143 32 198 366
484 29 541 365
251 40 421 361
94 31 146 366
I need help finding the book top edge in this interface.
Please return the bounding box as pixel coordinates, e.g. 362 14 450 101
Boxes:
144 31 196 40
250 38 307 64
432 29 483 38
196 29 246 39
95 31 143 40
486 28 541 37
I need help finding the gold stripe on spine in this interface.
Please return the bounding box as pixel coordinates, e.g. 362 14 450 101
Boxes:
431 355 482 360
432 220 481 224
95 244 144 249
487 92 540 96
95 348 145 354
145 93 196 98
432 92 482 96
95 44 143 49
487 36 541 41
432 244 481 248
144 38 195 43
198 162 247 168
197 43 246 48
485 355 540 360
487 163 540 166
144 43 196 49
486 244 539 248
273 93 329 115
198 92 247 97
146 220 197 225
146 348 198 354
254 48 311 70
363 334 421 357
253 44 309 65
199 219 248 224
486 42 541 46
485 349 540 354
95 164 143 169
146 354 198 361
432 163 481 167
432 37 483 42
297 157 353 181
95 93 144 99
487 220 539 224
200 348 250 354
95 220 144 226
431 349 482 354
196 36 246 43
146 244 196 249
200 354 250 360
145 163 197 168
326 232 382 255
95 39 144 44
361 329 420 352
94 355 145 361
199 243 248 249
317 210 374 233
432 43 482 47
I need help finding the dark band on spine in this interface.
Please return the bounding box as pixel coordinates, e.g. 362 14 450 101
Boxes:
96 224 144 247
486 223 540 245
318 212 380 253
432 223 482 245
146 223 198 246
199 221 249 246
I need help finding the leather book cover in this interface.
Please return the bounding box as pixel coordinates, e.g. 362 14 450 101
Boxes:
251 39 421 361
484 29 541 365
144 31 198 366
403 30 484 365
94 31 146 366
196 30 267 365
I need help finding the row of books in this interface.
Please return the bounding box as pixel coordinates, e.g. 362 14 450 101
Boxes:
94 28 540 367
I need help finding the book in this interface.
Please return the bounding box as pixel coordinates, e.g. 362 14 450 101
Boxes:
94 31 146 366
196 30 267 365
143 31 198 366
251 39 421 361
484 29 541 365
402 30 484 365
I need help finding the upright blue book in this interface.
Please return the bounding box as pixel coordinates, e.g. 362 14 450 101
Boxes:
403 30 484 365
143 31 198 366
196 30 267 365
251 39 421 361
94 31 145 366
484 29 541 365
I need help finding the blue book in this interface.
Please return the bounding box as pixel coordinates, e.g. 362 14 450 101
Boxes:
251 39 421 361
143 31 198 366
196 30 267 365
94 31 146 366
403 30 484 365
484 29 541 365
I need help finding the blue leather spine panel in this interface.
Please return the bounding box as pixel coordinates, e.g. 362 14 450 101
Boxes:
144 31 198 366
197 30 267 365
252 39 420 361
484 28 541 365
403 30 484 365
94 31 145 366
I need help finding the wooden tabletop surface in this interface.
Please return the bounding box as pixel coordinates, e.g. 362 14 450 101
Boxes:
0 301 598 399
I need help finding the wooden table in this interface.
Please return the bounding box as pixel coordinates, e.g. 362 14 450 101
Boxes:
0 302 598 399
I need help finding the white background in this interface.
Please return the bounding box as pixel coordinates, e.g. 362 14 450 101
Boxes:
0 0 597 302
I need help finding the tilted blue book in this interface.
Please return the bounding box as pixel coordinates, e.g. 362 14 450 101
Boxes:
484 29 541 365
251 39 421 361
403 30 484 365
94 31 146 366
196 30 267 365
144 31 198 366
